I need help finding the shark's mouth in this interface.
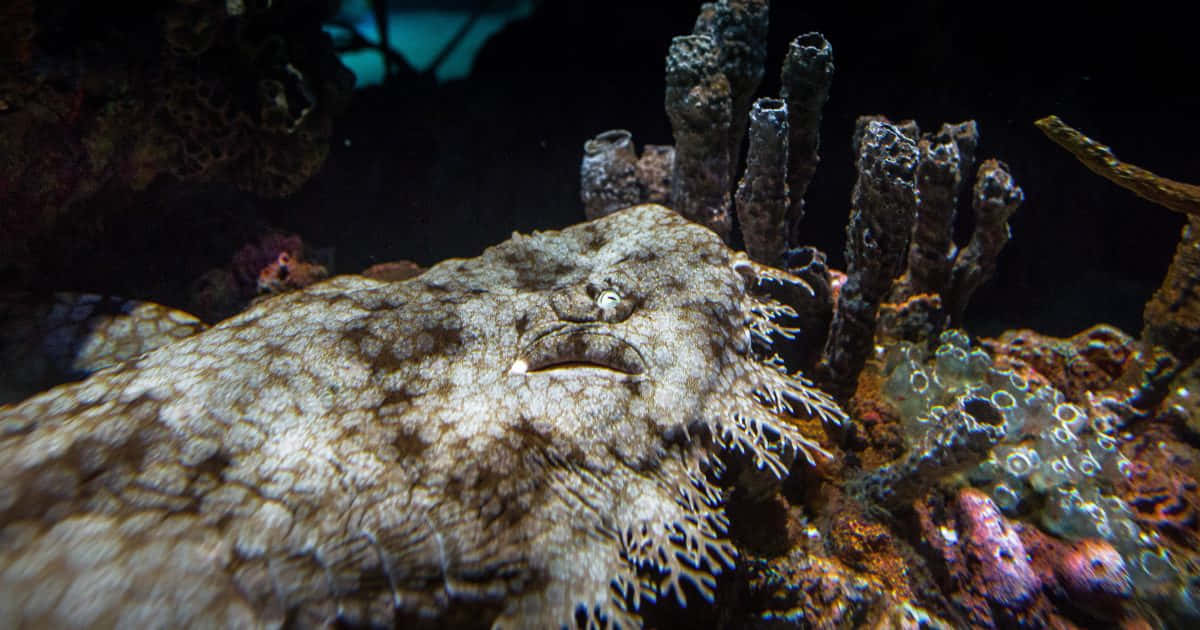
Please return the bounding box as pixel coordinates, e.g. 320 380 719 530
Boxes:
510 328 646 376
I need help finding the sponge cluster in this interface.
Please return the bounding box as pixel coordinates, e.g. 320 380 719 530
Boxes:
881 331 1175 593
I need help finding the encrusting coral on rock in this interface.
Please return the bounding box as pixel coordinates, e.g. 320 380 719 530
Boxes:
576 5 1200 624
848 321 1200 626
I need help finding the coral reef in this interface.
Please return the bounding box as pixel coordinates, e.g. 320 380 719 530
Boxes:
736 490 954 629
0 0 353 277
858 326 1200 625
1122 428 1200 544
0 205 845 628
579 2 832 261
7 2 1200 628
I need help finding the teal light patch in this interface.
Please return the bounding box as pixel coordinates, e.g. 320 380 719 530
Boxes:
326 0 535 86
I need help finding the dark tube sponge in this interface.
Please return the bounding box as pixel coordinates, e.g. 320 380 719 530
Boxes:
694 0 770 185
780 32 834 246
665 34 734 239
946 159 1024 324
736 97 790 267
904 124 968 297
580 129 641 220
820 120 919 400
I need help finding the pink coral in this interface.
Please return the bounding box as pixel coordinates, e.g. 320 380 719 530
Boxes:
232 233 304 291
920 489 1145 628
1057 538 1132 600
255 251 327 295
230 232 327 297
958 487 1041 605
1019 525 1135 621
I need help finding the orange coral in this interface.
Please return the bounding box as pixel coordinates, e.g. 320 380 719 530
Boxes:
256 251 328 294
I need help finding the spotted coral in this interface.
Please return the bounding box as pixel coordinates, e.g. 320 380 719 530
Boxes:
868 328 1186 608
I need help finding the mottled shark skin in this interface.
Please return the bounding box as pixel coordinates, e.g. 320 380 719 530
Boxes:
0 293 208 404
0 204 844 629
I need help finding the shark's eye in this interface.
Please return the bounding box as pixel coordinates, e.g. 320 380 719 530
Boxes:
596 289 622 309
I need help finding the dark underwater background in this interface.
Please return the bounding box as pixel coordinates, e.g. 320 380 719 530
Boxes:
4 0 1198 339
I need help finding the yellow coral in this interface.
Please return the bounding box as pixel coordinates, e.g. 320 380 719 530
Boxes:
1035 115 1200 216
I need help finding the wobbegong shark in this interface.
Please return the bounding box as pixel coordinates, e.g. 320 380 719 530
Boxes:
0 204 844 628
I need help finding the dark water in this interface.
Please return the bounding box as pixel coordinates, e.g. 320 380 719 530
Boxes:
5 1 1197 341
305 0 1198 339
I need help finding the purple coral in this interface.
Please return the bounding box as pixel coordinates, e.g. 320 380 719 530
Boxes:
958 487 1042 605
231 233 304 292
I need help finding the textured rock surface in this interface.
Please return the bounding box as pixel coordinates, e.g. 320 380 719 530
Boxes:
0 205 843 628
